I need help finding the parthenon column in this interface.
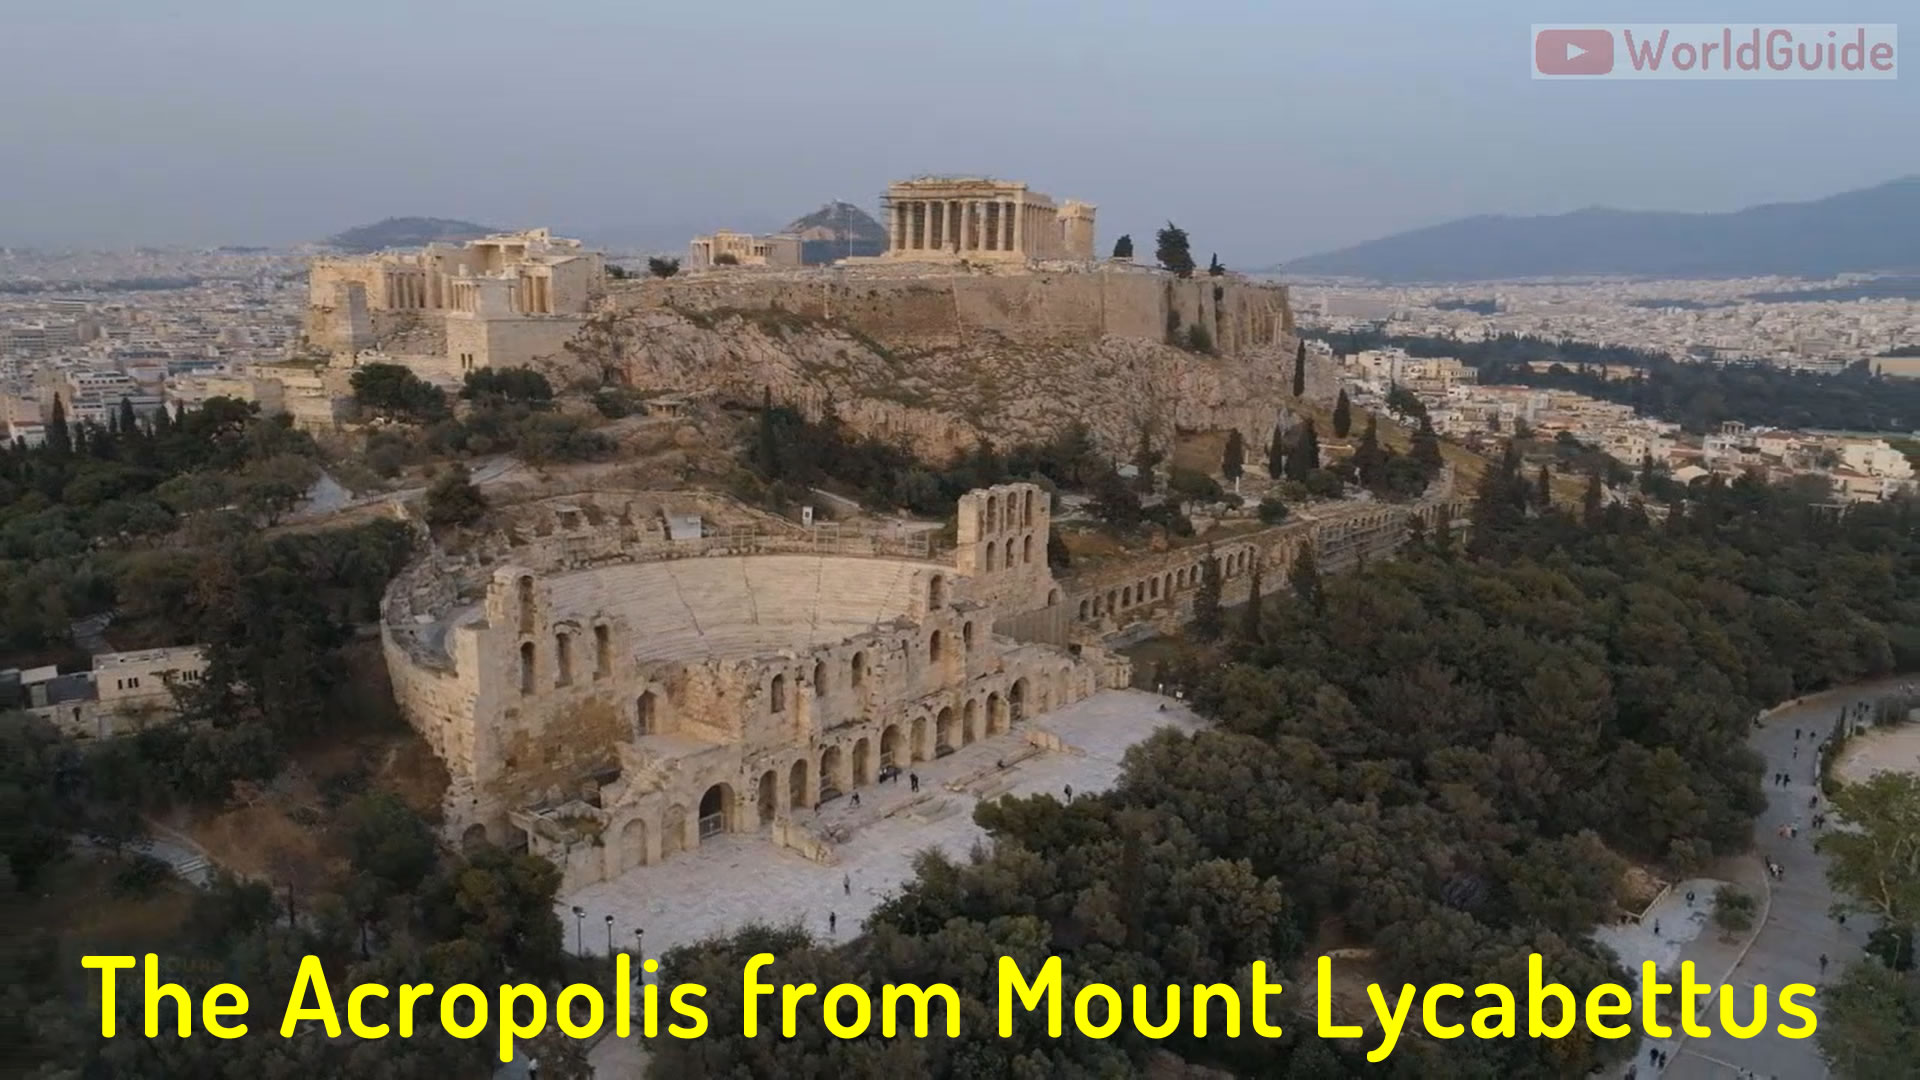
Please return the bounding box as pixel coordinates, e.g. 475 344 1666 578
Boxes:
892 203 905 251
1011 198 1024 257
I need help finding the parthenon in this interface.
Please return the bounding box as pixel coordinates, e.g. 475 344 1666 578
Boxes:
880 177 1096 262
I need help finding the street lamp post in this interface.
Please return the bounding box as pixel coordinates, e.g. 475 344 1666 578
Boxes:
604 914 614 959
571 906 585 957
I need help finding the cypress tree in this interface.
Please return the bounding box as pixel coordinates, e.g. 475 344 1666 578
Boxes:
46 395 71 456
118 395 138 435
1289 543 1322 610
1354 417 1384 487
1239 561 1264 644
1332 389 1352 438
1411 415 1443 475
1192 550 1224 641
1536 465 1553 508
1292 340 1307 397
1222 429 1245 482
1286 420 1319 482
1583 472 1605 526
1132 425 1158 493
1266 421 1285 479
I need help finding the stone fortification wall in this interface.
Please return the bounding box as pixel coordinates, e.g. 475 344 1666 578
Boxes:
614 265 1293 360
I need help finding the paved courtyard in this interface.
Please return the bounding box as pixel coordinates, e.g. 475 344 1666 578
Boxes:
559 689 1203 963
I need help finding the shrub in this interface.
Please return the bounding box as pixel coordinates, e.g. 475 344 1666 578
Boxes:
1258 495 1290 524
1168 467 1224 501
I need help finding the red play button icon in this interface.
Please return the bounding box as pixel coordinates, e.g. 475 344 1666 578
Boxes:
1535 28 1615 75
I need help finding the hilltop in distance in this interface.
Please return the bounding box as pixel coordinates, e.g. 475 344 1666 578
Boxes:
324 217 497 254
1284 176 1920 282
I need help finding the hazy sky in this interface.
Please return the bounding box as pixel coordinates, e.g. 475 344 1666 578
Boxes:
4 0 1915 260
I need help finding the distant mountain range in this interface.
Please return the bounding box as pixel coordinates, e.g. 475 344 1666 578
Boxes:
1282 177 1920 282
324 217 496 253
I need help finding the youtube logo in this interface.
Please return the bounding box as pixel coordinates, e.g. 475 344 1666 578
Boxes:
1535 28 1615 75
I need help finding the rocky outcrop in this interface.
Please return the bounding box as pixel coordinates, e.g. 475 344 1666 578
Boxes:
554 303 1335 463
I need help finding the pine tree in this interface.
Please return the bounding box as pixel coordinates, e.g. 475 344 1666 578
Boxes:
1154 223 1194 279
46 394 71 456
1332 389 1352 438
1191 549 1224 641
1536 464 1553 509
1239 561 1264 644
1207 253 1224 277
1266 421 1285 479
1289 543 1322 610
1111 234 1133 260
1286 420 1319 482
1222 429 1245 482
1292 341 1307 397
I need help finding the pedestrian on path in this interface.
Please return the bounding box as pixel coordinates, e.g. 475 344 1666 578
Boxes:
1064 784 1074 800
909 772 919 792
843 873 850 895
1819 953 1828 974
829 911 837 934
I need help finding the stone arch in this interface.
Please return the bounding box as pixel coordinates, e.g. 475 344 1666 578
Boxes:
962 621 975 651
813 659 828 699
988 691 1008 735
935 707 954 753
1164 571 1173 596
986 543 997 571
912 714 929 761
1106 588 1117 612
461 823 490 853
1177 567 1187 587
553 629 573 686
1091 596 1103 617
928 629 944 665
517 575 535 634
697 783 733 842
850 651 866 688
881 724 902 767
519 641 535 695
853 737 871 786
1010 677 1028 722
962 699 979 745
1149 577 1160 600
1024 490 1035 526
1004 537 1016 568
928 574 947 611
789 758 810 809
1022 534 1033 565
987 494 999 532
617 817 648 872
757 770 778 826
662 804 689 858
769 672 787 713
636 690 659 736
820 745 845 798
1121 586 1132 607
1049 588 1060 606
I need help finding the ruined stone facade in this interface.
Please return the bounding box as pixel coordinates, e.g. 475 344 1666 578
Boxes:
688 230 803 270
381 483 1112 890
305 228 604 374
876 177 1095 262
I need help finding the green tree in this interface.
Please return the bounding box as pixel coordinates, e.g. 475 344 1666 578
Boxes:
1130 424 1160 493
1582 471 1605 526
1257 494 1289 524
1046 531 1071 569
1192 549 1224 641
1266 421 1285 479
423 462 488 528
1239 560 1264 643
1090 468 1143 528
1154 222 1194 279
646 256 680 278
1353 417 1385 487
1286 420 1320 483
1817 960 1920 1079
117 396 139 435
46 394 71 456
1222 429 1245 482
350 363 447 422
1292 341 1307 397
1821 771 1920 930
1536 464 1553 509
1207 252 1224 276
1332 389 1353 438
1411 414 1443 475
460 366 553 406
1111 234 1133 259
1288 542 1321 609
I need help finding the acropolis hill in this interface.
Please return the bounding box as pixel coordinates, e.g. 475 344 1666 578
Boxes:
546 177 1332 462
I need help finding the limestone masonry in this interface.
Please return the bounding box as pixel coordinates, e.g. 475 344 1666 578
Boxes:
383 483 1126 892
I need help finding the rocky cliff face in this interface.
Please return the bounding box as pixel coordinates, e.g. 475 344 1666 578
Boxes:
554 305 1335 463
